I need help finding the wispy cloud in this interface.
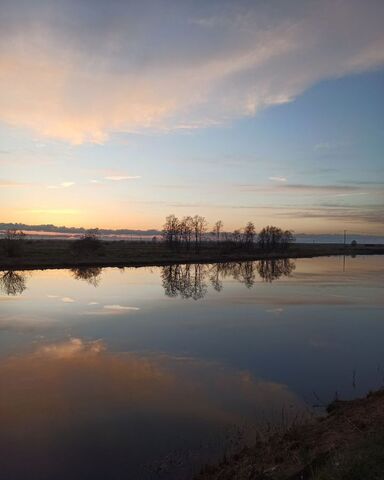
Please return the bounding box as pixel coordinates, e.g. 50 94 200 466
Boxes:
25 209 80 215
0 180 32 188
47 181 75 189
237 183 365 195
276 206 384 225
313 141 349 152
269 176 287 182
104 176 141 181
1 0 383 142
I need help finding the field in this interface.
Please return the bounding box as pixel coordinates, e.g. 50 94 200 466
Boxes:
0 239 383 270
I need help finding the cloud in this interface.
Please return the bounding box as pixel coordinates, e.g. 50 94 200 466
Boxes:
237 183 365 195
104 176 141 181
0 0 384 142
269 176 287 182
47 181 75 189
276 206 384 225
0 180 32 188
24 209 80 215
313 141 349 152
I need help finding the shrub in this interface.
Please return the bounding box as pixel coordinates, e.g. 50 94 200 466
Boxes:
71 229 103 256
2 229 26 257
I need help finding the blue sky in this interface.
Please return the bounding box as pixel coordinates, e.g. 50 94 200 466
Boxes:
0 0 383 233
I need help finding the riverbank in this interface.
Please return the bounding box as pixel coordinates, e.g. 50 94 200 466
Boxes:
196 389 384 480
0 240 383 270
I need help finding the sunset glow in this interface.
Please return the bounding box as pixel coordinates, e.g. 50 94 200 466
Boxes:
1 0 383 234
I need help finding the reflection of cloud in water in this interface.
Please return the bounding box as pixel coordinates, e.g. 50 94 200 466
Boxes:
38 338 105 358
0 338 304 479
103 304 140 311
266 308 284 315
81 304 141 316
222 292 380 307
61 296 75 303
0 314 56 332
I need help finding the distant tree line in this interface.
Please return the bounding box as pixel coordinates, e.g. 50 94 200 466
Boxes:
162 215 295 251
0 222 159 236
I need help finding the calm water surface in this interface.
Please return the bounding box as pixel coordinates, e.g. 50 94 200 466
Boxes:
0 256 383 479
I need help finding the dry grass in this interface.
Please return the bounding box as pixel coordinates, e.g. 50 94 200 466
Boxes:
196 389 384 480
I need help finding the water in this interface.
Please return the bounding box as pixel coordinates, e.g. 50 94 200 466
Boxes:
0 256 383 479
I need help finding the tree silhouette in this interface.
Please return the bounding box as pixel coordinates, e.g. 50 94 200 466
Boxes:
212 220 223 243
244 222 256 248
258 226 295 250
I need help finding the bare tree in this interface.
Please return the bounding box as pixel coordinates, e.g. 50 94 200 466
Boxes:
243 222 256 248
232 229 242 245
281 230 295 249
258 226 295 250
212 220 223 243
192 215 208 251
180 216 193 249
162 214 181 248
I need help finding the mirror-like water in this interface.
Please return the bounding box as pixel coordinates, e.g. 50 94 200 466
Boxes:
0 256 383 479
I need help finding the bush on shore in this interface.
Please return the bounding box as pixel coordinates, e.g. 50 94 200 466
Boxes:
71 229 104 256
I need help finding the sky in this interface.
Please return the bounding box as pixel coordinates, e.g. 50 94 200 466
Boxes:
0 0 383 234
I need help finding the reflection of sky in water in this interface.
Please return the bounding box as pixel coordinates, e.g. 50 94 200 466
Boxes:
0 256 383 479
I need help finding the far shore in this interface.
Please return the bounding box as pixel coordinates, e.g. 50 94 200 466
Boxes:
0 239 383 271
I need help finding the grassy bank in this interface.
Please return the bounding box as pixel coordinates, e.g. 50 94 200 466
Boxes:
0 239 383 270
196 389 384 480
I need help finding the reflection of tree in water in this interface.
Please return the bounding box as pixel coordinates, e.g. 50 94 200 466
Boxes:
0 271 27 296
162 259 295 299
71 267 103 287
256 259 296 283
161 264 208 300
210 262 256 289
